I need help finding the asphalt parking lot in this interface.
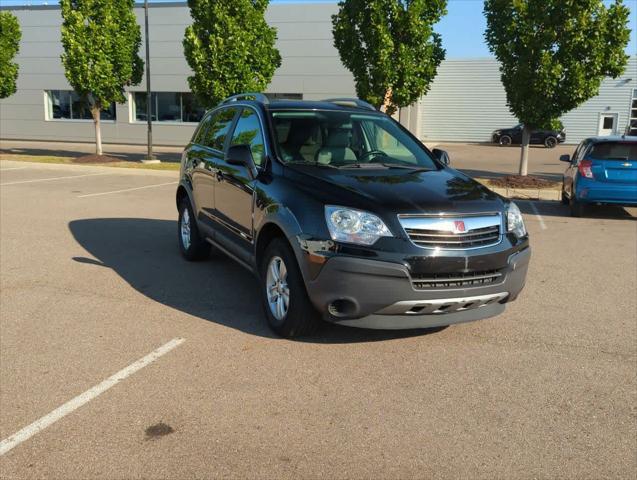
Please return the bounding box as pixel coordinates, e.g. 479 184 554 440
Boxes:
0 160 635 479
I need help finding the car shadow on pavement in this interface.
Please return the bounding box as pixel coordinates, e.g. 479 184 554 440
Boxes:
69 218 438 343
516 201 636 220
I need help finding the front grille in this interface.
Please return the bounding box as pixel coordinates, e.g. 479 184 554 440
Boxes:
398 214 502 250
404 225 500 249
411 269 503 290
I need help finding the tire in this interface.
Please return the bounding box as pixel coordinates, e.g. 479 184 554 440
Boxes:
544 136 558 148
499 135 512 146
259 238 322 338
561 182 569 205
178 198 210 261
569 194 586 217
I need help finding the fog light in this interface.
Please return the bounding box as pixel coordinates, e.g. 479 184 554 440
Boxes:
328 299 357 318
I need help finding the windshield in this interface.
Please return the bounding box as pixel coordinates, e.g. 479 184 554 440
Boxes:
269 110 438 169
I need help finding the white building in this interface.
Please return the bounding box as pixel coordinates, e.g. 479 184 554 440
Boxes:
1 2 636 146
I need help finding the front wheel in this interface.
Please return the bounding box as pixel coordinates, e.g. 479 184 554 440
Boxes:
544 136 558 148
260 238 321 338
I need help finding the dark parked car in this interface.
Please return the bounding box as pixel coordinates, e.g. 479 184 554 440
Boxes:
560 135 637 216
176 94 531 337
492 123 565 148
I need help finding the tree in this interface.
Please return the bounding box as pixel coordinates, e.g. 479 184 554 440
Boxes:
0 11 21 99
60 0 143 155
332 0 447 115
184 0 281 108
484 0 630 176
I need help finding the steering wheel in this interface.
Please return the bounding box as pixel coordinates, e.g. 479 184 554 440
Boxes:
358 149 388 162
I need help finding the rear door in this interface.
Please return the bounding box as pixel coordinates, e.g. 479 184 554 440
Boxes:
192 107 239 233
588 141 637 184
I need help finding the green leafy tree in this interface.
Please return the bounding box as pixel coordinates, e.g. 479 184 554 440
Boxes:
484 0 630 176
60 0 143 155
332 0 447 115
184 0 281 108
0 11 21 99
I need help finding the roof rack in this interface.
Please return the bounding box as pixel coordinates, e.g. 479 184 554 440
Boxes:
221 93 270 105
322 98 377 111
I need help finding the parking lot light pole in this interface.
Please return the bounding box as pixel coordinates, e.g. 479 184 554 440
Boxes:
142 0 159 164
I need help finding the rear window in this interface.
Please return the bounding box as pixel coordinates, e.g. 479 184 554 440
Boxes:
588 142 637 161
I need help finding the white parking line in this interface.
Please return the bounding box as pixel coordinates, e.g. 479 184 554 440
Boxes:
526 201 547 230
0 338 185 456
77 181 178 198
0 172 109 186
0 167 30 171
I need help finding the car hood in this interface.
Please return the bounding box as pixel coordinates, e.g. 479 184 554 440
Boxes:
284 165 505 214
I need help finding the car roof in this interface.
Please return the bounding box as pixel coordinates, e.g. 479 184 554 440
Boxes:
584 135 637 144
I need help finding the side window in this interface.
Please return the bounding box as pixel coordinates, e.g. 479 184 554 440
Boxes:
192 112 212 144
229 108 265 167
575 141 589 163
201 108 237 151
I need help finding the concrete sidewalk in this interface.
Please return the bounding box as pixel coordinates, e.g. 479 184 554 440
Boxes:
0 140 182 163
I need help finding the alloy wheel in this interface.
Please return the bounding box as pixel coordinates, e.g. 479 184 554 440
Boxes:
180 208 191 250
266 256 290 321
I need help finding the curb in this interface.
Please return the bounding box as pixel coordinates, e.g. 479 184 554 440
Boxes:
487 186 561 201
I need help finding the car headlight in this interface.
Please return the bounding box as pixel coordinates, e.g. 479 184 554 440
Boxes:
506 202 527 238
325 206 392 245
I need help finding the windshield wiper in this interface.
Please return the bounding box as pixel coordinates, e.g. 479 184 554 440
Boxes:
286 161 338 169
336 162 431 172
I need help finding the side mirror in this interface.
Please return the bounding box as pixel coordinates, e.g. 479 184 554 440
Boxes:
226 144 257 178
559 154 571 163
432 148 450 165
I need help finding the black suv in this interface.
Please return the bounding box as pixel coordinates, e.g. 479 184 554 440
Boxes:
492 124 565 148
177 94 530 337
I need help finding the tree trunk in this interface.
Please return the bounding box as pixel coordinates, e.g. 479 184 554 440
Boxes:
91 104 102 156
518 125 530 176
381 88 396 116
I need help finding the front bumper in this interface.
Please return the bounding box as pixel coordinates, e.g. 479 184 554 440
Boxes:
304 247 531 330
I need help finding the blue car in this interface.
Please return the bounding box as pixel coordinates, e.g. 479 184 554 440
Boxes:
561 136 637 216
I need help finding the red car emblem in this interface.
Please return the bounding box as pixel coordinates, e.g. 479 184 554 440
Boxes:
454 220 466 233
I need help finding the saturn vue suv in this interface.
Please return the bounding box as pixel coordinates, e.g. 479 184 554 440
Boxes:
176 94 531 337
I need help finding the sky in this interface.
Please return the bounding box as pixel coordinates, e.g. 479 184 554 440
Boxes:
1 0 636 59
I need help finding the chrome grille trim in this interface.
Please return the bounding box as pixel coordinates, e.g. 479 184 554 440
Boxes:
398 213 502 250
411 269 504 290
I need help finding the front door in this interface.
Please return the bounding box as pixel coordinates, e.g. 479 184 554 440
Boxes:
213 107 266 263
598 113 618 136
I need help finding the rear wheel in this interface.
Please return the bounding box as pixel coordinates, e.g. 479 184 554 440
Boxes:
499 135 512 146
544 136 558 148
259 238 321 338
178 199 210 260
561 182 569 205
569 194 586 217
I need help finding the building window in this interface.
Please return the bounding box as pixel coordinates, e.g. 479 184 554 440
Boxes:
629 88 637 136
266 93 303 100
46 90 116 121
133 92 206 123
